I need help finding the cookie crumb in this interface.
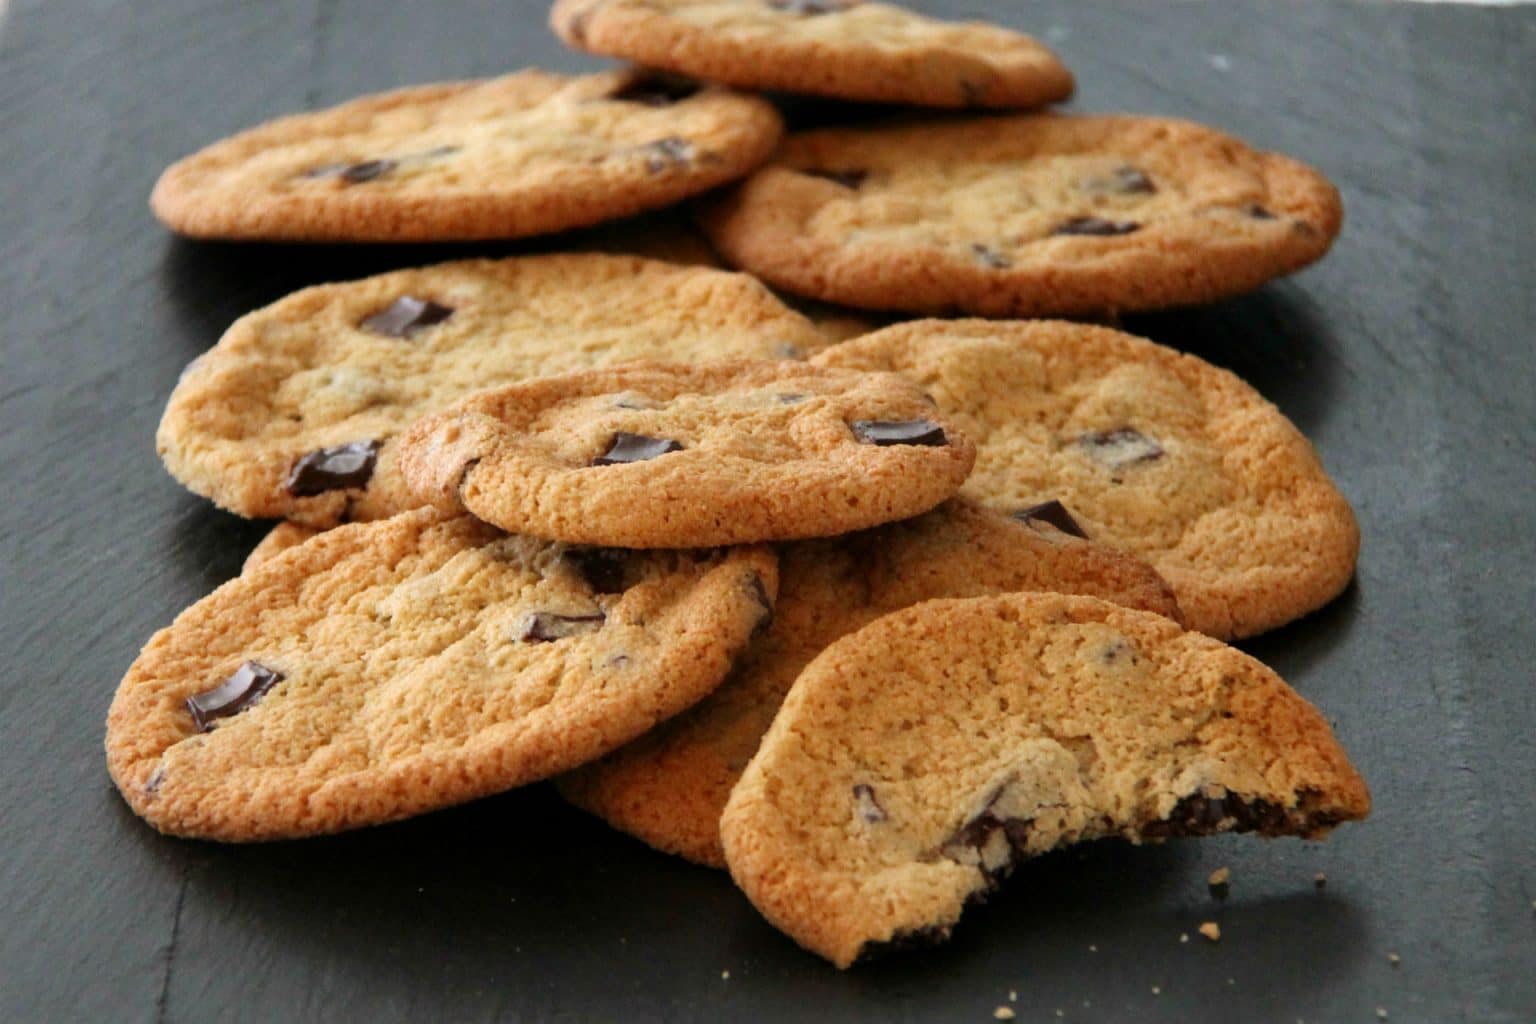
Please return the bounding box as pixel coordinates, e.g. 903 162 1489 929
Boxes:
721 970 730 980
1088 944 1098 953
993 1008 1015 1021
1387 953 1401 967
1008 990 1018 1003
1179 932 1189 944
1208 866 1231 899
1151 985 1162 995
1376 1009 1388 1020
1314 872 1328 889
1199 922 1221 942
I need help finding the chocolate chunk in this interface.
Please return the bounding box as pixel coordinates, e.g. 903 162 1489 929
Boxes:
768 0 854 14
186 661 285 732
144 767 167 796
804 168 867 189
638 137 695 173
1012 500 1088 539
1247 204 1277 220
746 572 775 637
285 440 382 496
610 74 700 106
518 611 606 643
567 548 630 593
1112 165 1157 194
360 296 454 339
592 432 684 466
850 419 948 447
971 243 1012 269
1077 428 1164 470
853 783 887 824
1141 791 1344 840
1052 216 1141 237
333 158 397 184
776 392 807 404
856 924 953 962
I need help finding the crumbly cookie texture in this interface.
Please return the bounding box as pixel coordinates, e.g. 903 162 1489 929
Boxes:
106 509 777 841
151 68 782 241
242 522 322 572
701 114 1343 317
720 592 1370 968
157 254 828 526
815 320 1358 639
397 359 976 548
558 497 1183 867
550 0 1073 110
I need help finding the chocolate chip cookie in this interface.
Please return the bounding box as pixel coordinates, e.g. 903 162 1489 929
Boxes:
397 359 975 548
700 114 1343 316
157 254 828 526
152 68 781 241
550 0 1073 110
815 320 1359 638
558 497 1183 867
720 592 1370 967
106 509 777 841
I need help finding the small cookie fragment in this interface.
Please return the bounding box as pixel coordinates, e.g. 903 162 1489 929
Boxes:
720 593 1369 967
152 69 783 241
702 113 1342 317
106 509 778 840
815 320 1359 639
397 359 975 548
1208 866 1231 899
1199 922 1221 942
551 0 1073 110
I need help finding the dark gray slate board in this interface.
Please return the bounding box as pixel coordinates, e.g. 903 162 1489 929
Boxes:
1 1 1531 1021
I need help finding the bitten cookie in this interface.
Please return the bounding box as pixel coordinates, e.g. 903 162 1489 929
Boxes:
551 0 1073 110
558 498 1182 867
701 114 1342 316
815 320 1358 639
151 68 781 241
397 360 975 548
721 592 1371 967
158 254 828 526
106 509 776 841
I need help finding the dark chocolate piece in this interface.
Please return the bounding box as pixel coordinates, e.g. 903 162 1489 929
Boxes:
592 432 684 466
971 242 1012 268
144 767 166 796
186 661 285 732
1076 427 1164 470
1112 165 1157 194
338 158 397 184
776 392 807 405
1247 203 1277 220
638 137 694 173
856 924 953 962
768 0 854 14
746 572 774 637
1012 500 1088 539
360 296 454 339
567 548 630 594
610 74 700 106
804 168 868 189
285 440 382 496
1052 216 1141 237
518 611 606 643
850 418 947 447
852 783 887 824
1141 791 1344 840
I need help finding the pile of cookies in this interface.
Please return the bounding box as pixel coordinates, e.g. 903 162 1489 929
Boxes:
108 0 1369 968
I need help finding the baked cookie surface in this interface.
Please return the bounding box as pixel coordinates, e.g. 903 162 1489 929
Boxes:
106 509 776 841
152 68 781 241
720 592 1370 967
550 0 1073 110
157 254 828 526
815 320 1359 638
397 359 975 547
701 114 1342 316
558 497 1183 867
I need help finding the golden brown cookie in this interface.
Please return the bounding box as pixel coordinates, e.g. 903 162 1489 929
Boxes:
397 359 975 548
157 254 828 526
106 509 776 841
815 320 1358 638
551 0 1073 109
721 593 1370 967
558 497 1182 867
152 68 781 241
701 114 1342 316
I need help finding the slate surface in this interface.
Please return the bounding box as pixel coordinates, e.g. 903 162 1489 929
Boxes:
1 1 1532 1021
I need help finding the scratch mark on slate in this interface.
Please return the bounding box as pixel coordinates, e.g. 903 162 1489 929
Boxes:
155 862 191 1024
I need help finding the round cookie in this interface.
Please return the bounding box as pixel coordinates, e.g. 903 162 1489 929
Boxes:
551 0 1073 110
700 114 1343 317
557 497 1183 867
106 509 777 841
720 592 1371 968
242 522 322 572
815 320 1359 639
151 68 782 241
158 254 829 526
397 359 976 548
